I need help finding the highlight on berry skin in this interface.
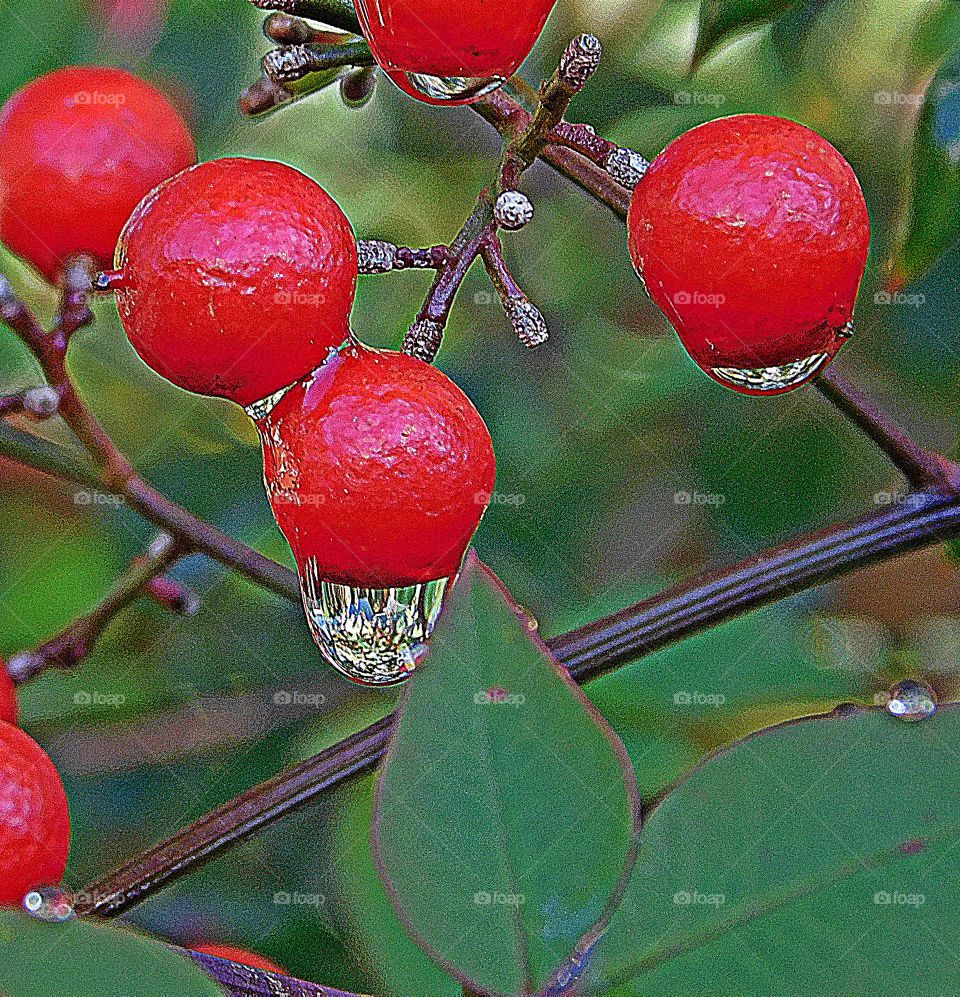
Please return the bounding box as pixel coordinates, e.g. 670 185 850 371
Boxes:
256 341 497 686
0 66 196 285
112 156 358 410
628 113 870 395
355 0 557 105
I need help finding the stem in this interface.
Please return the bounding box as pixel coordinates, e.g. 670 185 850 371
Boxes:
814 366 959 490
187 948 366 996
7 535 185 683
248 0 361 34
261 40 374 88
76 488 960 917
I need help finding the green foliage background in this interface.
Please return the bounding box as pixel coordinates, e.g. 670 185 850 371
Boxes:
0 0 958 992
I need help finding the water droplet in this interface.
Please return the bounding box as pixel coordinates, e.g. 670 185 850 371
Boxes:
23 885 75 922
300 561 449 685
710 352 833 394
244 384 295 423
886 679 937 722
385 69 506 105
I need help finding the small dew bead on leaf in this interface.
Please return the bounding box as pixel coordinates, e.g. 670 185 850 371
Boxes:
114 157 358 409
628 114 870 396
0 721 70 907
0 67 196 284
354 0 557 105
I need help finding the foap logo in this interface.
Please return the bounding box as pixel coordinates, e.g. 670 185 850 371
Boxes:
874 90 924 108
274 290 325 306
269 491 326 507
273 890 325 908
74 489 125 508
673 290 725 307
874 890 925 907
674 690 726 707
474 687 527 707
874 290 925 309
673 91 726 107
273 690 327 708
674 490 725 507
474 890 525 907
74 690 126 708
673 890 726 907
72 90 127 107
475 490 526 508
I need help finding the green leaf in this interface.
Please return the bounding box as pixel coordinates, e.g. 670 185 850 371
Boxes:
695 0 796 66
585 707 960 993
0 910 221 997
888 44 960 289
372 552 640 996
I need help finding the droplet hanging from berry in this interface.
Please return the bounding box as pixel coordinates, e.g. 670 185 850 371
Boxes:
628 114 870 394
255 343 496 685
354 0 556 105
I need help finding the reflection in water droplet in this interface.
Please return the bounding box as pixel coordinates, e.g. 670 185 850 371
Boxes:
710 352 833 393
886 679 937 722
385 69 506 104
23 885 75 922
300 561 449 685
244 384 295 423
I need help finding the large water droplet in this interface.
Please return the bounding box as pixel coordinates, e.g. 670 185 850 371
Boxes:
384 69 506 105
886 678 937 722
23 885 75 922
300 559 449 686
710 352 833 394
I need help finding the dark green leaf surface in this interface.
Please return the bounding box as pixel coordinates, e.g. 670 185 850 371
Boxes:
587 707 960 993
372 553 639 996
0 910 221 997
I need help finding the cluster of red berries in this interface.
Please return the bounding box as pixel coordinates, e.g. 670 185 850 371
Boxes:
0 56 870 676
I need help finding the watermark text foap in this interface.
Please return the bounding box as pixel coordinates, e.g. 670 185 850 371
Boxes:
74 690 126 709
874 890 925 907
474 687 526 707
674 91 726 107
874 290 925 309
674 490 725 508
273 690 327 708
475 490 526 508
474 890 525 907
673 890 725 906
673 290 725 308
72 90 126 107
273 890 326 908
674 690 726 707
74 489 125 508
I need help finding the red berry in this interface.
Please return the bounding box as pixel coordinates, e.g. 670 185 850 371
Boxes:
0 661 17 725
261 343 496 589
0 721 70 907
115 157 358 408
0 66 195 283
356 0 556 105
192 943 286 975
628 114 870 394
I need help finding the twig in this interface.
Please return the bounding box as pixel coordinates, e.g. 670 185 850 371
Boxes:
261 41 374 88
479 233 548 348
76 487 960 917
357 240 451 274
814 366 960 491
187 948 366 997
56 254 97 340
6 535 186 683
248 0 361 34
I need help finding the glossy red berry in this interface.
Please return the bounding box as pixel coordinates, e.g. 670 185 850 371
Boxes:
114 157 358 409
192 943 286 974
0 721 70 907
0 661 17 725
0 66 195 283
628 114 870 394
258 343 496 685
356 0 556 105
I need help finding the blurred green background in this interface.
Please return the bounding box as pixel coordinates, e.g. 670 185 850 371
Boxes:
1 0 959 991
